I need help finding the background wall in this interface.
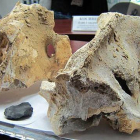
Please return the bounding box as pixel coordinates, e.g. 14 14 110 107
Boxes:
0 0 22 17
107 0 130 9
0 0 132 17
39 0 52 10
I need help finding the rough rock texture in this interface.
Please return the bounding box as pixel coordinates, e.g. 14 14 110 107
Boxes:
40 13 140 135
4 102 33 120
0 2 72 91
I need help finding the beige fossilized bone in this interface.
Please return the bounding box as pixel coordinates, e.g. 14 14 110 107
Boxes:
0 2 72 90
40 13 140 135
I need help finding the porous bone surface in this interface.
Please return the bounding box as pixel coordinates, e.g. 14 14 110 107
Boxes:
40 13 140 135
0 2 72 91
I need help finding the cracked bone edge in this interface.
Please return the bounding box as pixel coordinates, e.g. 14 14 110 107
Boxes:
0 2 72 91
40 12 140 135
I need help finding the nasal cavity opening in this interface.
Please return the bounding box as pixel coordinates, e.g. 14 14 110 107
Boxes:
46 44 55 58
114 74 132 96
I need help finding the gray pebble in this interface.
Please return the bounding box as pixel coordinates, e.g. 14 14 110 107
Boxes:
4 102 33 120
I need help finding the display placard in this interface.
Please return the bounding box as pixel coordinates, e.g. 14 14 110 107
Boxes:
72 16 98 32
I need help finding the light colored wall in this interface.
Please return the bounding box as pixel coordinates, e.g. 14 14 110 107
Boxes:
107 0 130 9
0 0 22 17
0 0 131 17
39 0 52 10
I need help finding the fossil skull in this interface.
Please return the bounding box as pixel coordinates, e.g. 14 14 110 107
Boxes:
0 2 72 91
40 13 140 135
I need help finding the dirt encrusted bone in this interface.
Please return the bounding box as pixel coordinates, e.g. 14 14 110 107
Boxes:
40 13 140 135
0 2 72 91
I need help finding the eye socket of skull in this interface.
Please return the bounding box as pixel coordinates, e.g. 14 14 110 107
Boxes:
114 73 132 96
46 44 55 58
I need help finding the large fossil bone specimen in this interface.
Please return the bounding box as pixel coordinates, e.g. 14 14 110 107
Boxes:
40 13 140 135
0 2 71 91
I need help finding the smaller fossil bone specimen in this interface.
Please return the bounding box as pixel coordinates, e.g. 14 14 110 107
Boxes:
0 2 71 91
40 13 140 135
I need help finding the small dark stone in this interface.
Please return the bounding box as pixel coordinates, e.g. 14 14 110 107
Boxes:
4 102 33 120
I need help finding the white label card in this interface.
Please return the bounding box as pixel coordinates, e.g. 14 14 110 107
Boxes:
72 16 98 32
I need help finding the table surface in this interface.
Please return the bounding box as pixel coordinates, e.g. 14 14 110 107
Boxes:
54 19 96 35
0 40 87 140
